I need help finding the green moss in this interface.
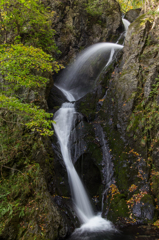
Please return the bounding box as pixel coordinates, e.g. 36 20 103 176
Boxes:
151 174 159 202
141 194 154 205
87 142 103 165
23 235 49 240
0 118 59 239
78 93 97 121
101 120 130 191
107 194 129 223
130 14 147 33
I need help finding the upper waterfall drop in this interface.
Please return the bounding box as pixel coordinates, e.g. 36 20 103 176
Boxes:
55 43 123 101
122 18 130 32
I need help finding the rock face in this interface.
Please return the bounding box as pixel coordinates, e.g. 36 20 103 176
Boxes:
3 2 159 240
48 0 122 64
51 12 159 228
48 0 124 221
89 14 159 225
0 1 123 239
125 8 141 23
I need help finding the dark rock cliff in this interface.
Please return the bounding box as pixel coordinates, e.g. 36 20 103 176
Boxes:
0 1 124 240
51 9 159 229
49 2 159 233
49 0 122 63
75 13 159 226
2 1 159 239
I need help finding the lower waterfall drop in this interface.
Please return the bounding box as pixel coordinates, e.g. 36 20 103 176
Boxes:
53 102 94 223
53 100 115 236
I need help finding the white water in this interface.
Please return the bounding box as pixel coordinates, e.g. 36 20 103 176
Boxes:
53 42 125 233
55 84 75 102
122 18 130 32
55 43 123 101
73 214 114 237
53 100 115 230
106 48 115 67
53 102 94 223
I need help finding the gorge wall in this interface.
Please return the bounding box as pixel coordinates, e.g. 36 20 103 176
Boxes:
50 2 159 230
1 0 159 240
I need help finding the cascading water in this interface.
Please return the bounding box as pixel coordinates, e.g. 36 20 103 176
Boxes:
55 43 123 101
53 23 130 239
122 18 130 32
53 102 94 223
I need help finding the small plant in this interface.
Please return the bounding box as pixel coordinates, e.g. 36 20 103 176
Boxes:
127 75 159 151
117 0 143 13
127 190 148 209
85 0 109 16
0 162 42 234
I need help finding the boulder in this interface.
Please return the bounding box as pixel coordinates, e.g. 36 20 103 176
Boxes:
125 8 141 23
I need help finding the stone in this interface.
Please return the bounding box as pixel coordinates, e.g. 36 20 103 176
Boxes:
125 8 141 23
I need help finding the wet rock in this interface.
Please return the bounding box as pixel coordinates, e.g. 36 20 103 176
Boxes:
75 153 102 198
121 225 159 240
48 0 122 64
152 145 159 171
47 2 159 234
47 84 68 111
125 8 141 23
89 14 159 225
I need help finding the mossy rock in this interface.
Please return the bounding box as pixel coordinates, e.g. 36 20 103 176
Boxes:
151 173 159 205
141 194 154 205
77 92 98 121
107 194 129 224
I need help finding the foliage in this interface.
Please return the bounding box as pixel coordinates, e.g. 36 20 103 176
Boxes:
0 44 62 136
0 44 58 90
0 0 58 53
85 0 113 16
1 96 54 136
154 220 159 228
127 191 148 209
117 0 143 13
117 0 159 13
0 163 40 221
0 0 64 137
0 161 47 235
0 1 62 235
128 184 138 192
0 119 37 232
109 184 120 201
0 114 55 237
0 0 64 136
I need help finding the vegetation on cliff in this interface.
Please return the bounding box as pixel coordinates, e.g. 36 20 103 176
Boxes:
118 0 158 13
0 0 64 238
0 0 63 136
98 2 159 227
86 0 157 15
1 0 159 239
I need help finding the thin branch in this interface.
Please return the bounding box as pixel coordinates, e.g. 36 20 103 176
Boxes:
1 116 25 125
1 165 25 176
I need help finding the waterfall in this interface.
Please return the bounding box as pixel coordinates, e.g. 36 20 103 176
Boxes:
52 38 130 236
53 102 94 223
53 93 115 233
55 43 123 101
122 18 130 32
